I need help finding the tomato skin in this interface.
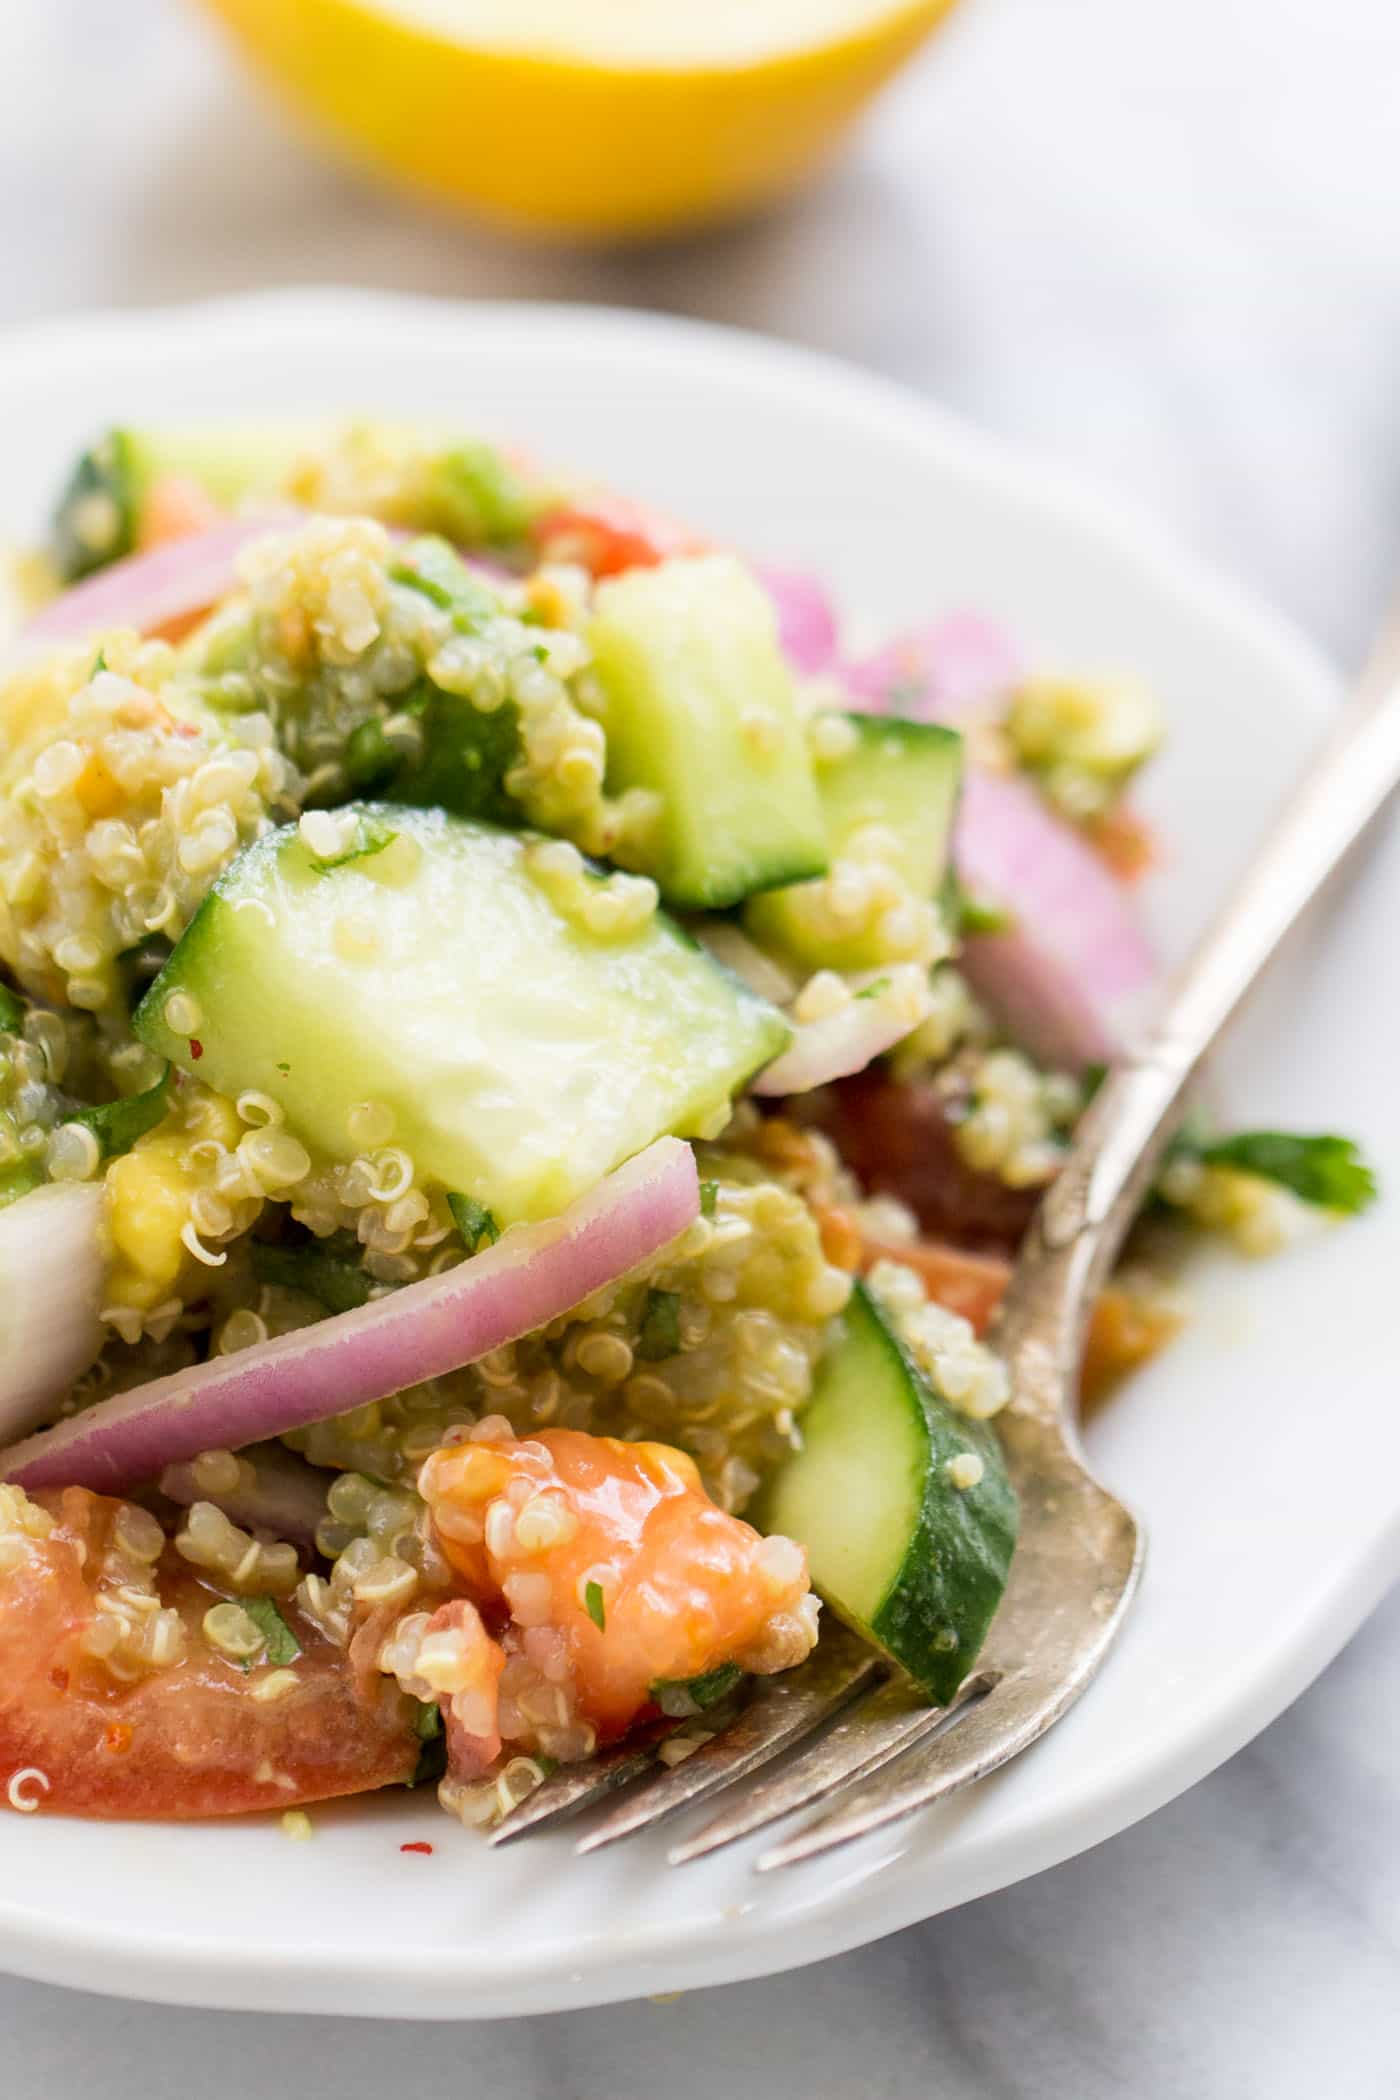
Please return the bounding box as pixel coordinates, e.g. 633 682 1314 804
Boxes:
0 1488 418 1820
533 496 708 579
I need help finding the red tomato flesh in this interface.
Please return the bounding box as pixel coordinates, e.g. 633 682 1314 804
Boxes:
0 1487 417 1820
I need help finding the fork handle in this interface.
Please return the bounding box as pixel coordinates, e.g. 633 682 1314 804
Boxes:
998 593 1400 1405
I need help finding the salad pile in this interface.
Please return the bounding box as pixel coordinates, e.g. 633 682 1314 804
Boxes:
0 423 1374 1833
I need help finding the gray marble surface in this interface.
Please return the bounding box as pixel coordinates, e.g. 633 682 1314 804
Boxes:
3 0 1399 2089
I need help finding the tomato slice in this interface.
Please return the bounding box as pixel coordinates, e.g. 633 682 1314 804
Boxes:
533 495 709 579
0 1486 417 1820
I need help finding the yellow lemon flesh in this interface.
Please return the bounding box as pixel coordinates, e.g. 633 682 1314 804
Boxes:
200 0 962 240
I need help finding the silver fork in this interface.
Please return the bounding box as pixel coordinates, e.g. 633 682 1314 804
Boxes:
493 589 1400 1871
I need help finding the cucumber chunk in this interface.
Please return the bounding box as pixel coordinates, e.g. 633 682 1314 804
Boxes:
51 427 307 581
761 1281 1016 1702
51 425 542 583
746 714 963 972
589 555 829 910
134 805 789 1226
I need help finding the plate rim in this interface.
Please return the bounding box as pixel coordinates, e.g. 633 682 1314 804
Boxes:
1 287 1389 2020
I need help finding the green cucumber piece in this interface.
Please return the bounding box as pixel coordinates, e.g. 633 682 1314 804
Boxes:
761 1281 1016 1703
51 426 307 581
746 714 963 972
134 805 789 1226
589 555 829 910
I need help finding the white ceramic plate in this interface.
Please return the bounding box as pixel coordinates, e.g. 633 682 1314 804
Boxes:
0 291 1395 2018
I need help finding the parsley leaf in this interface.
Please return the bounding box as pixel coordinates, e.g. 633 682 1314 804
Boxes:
855 975 891 1002
636 1288 682 1362
650 1663 744 1718
0 984 25 1034
448 1192 500 1255
251 1232 373 1315
243 1596 301 1668
407 1703 448 1789
584 1580 607 1633
1197 1131 1378 1215
698 1180 719 1219
71 1065 171 1162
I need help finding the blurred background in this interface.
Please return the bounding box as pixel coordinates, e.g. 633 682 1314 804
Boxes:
4 0 1400 2093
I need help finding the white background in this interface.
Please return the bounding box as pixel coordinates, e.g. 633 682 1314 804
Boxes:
3 0 1399 2091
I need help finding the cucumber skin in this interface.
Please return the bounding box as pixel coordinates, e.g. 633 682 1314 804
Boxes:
51 427 309 583
746 714 964 973
765 1283 1017 1705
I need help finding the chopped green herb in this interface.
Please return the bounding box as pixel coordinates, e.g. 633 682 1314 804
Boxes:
432 441 538 548
408 1704 448 1789
584 1580 607 1633
243 1596 301 1668
251 1232 373 1315
343 717 398 793
448 1192 500 1255
90 647 108 677
390 536 498 629
636 1288 682 1362
1197 1131 1378 1215
855 975 891 1002
71 1065 171 1161
699 1180 719 1219
0 1161 45 1211
650 1662 744 1718
275 1061 291 1076
0 983 24 1034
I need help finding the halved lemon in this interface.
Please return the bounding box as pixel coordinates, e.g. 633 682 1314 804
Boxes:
198 0 962 241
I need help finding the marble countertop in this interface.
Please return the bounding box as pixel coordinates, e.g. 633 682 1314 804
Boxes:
3 0 1399 2089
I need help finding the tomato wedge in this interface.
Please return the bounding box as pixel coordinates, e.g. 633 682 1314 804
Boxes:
0 1486 417 1820
533 495 708 579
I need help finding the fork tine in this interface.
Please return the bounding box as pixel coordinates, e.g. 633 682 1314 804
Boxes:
668 1672 951 1865
756 1668 1016 1870
487 1730 669 1846
575 1625 884 1857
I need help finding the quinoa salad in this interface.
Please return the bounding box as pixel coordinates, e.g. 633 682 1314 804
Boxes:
0 423 1375 1837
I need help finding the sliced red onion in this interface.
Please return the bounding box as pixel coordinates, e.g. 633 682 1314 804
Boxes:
955 768 1155 1068
158 1440 331 1550
756 567 840 676
0 1183 106 1444
752 966 931 1096
844 613 1020 721
20 514 295 647
1 1138 698 1495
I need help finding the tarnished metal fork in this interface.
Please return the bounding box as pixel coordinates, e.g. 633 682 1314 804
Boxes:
493 594 1400 1871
